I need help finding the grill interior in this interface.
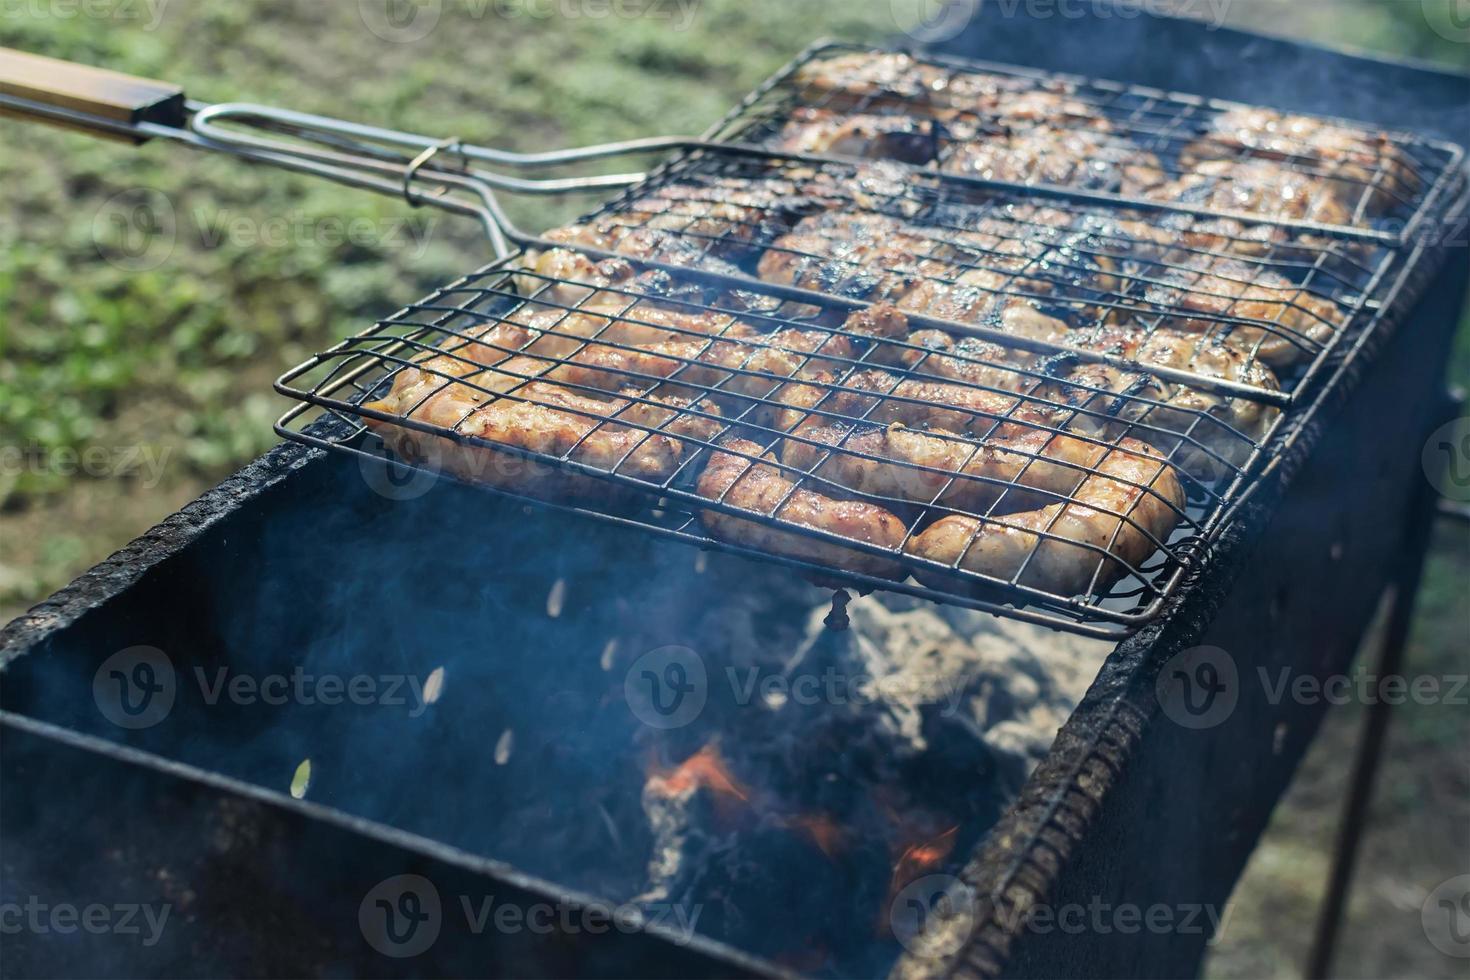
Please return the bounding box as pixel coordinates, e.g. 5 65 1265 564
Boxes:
276 42 1466 638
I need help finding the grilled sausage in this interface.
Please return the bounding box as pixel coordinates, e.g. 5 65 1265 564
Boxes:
697 437 907 578
904 436 1184 596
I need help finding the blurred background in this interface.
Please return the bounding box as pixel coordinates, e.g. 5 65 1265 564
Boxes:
1 1 1465 976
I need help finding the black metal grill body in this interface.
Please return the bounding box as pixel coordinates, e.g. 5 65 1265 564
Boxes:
2 9 1468 980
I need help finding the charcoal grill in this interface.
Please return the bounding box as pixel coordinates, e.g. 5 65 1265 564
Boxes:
2 7 1468 979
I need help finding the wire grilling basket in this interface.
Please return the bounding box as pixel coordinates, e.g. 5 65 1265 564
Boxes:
7 40 1461 637
278 249 1218 636
263 43 1460 637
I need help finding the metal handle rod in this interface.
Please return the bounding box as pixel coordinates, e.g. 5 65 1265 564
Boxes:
189 101 692 195
0 46 698 258
0 88 521 255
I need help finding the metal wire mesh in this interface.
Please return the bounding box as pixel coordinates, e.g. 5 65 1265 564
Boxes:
276 42 1465 638
277 241 1283 635
707 42 1464 245
565 151 1396 404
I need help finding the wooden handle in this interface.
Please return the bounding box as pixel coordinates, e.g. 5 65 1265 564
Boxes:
0 48 185 143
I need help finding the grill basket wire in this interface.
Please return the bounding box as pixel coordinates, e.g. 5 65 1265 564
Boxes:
275 41 1467 638
708 41 1466 245
570 151 1398 404
279 252 1258 636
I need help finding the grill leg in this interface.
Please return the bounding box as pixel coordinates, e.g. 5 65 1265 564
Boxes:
1303 421 1450 980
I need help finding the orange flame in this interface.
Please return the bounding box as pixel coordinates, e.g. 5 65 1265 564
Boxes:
648 743 749 802
790 812 847 861
886 824 959 906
